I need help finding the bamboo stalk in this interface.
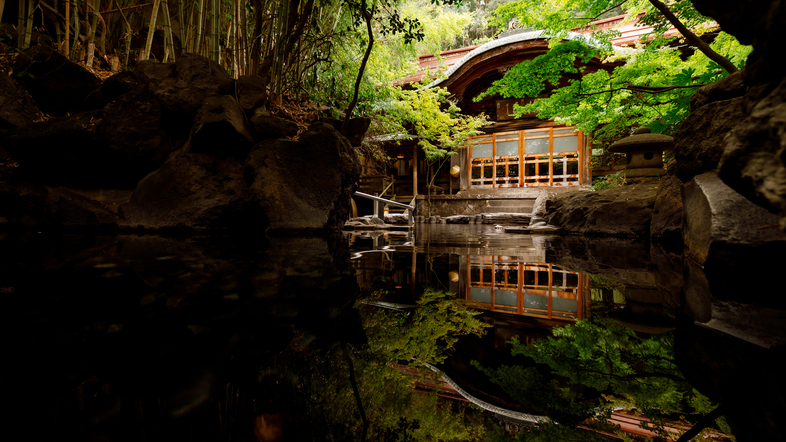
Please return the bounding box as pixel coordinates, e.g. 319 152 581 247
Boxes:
161 0 175 62
178 0 184 47
17 0 26 49
70 0 80 59
23 0 33 49
226 5 234 72
86 0 100 67
194 0 205 56
142 0 161 61
185 0 195 52
212 0 220 63
113 0 133 68
102 3 153 14
240 0 248 75
54 0 63 52
64 0 70 57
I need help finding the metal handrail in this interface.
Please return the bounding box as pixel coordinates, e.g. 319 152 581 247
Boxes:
354 191 414 210
354 191 415 225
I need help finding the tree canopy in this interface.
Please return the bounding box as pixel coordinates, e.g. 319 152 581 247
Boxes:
476 0 752 148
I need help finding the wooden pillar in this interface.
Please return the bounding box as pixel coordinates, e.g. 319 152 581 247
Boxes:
548 127 554 186
412 145 418 197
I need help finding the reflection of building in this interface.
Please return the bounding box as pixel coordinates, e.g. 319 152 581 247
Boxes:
461 256 589 322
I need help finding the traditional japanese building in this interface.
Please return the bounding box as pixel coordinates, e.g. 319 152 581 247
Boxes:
362 14 677 218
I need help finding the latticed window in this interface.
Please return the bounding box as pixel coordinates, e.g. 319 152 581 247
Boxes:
469 127 585 188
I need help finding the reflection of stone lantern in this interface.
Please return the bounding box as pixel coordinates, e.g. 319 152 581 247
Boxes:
608 128 673 177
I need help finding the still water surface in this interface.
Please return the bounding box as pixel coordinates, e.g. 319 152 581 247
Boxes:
0 226 783 440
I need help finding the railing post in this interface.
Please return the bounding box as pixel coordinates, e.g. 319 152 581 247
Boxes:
374 200 386 220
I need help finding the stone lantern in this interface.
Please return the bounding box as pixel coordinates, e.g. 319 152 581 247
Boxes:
608 127 673 177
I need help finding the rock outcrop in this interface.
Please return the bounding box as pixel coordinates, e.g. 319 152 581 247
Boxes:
544 182 659 238
12 45 104 116
682 172 785 303
0 73 40 130
1 52 367 235
650 173 683 243
134 54 235 117
673 97 746 182
121 152 265 231
186 95 254 159
246 122 361 232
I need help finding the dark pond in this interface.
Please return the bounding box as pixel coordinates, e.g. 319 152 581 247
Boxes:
0 226 783 441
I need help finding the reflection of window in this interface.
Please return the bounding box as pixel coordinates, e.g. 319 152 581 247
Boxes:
469 127 584 188
466 258 582 320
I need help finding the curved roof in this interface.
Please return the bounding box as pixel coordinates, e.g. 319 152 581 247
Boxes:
425 30 634 90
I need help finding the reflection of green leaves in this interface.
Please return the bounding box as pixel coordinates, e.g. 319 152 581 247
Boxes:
476 316 734 440
364 287 491 366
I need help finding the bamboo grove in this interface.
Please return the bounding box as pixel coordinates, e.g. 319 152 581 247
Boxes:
1 0 384 105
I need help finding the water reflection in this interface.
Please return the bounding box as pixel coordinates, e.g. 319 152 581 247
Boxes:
1 226 783 441
347 224 786 441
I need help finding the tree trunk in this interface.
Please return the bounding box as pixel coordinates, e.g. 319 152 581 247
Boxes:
342 0 373 134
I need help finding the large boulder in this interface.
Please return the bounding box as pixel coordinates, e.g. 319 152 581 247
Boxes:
717 76 786 229
672 96 746 182
689 70 747 111
12 45 104 116
650 174 683 243
0 73 40 130
186 95 254 159
246 122 361 232
44 187 123 228
544 182 658 237
101 71 140 102
96 91 172 167
248 107 300 141
134 54 234 117
120 152 267 231
682 172 786 307
1 110 154 189
319 117 371 146
236 75 268 113
0 181 48 227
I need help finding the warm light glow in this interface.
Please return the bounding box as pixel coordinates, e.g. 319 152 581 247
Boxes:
448 271 460 282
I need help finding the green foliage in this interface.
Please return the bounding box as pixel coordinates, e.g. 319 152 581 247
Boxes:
475 0 752 146
384 85 489 163
588 172 626 191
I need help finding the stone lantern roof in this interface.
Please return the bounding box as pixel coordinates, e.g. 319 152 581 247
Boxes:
608 127 674 153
